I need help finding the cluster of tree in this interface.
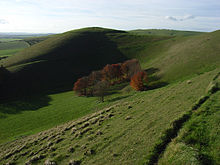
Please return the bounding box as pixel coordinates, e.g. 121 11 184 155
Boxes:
73 59 147 101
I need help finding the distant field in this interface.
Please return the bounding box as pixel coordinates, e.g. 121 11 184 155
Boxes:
0 40 29 60
0 39 22 42
0 40 29 50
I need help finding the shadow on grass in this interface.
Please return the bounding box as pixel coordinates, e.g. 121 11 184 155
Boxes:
107 82 130 95
0 95 51 115
145 67 168 90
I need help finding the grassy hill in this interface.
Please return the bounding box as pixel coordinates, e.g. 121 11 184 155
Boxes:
129 29 204 36
0 27 219 164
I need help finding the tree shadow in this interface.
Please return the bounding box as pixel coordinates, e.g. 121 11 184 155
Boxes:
0 94 51 115
145 67 168 90
107 82 130 95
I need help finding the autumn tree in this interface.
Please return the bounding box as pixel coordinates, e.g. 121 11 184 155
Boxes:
121 59 141 79
102 63 123 84
102 64 115 82
93 80 109 102
88 70 102 86
130 71 147 91
111 63 123 81
87 70 103 96
73 76 89 96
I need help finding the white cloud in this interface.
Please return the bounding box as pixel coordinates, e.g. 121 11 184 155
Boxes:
165 15 195 21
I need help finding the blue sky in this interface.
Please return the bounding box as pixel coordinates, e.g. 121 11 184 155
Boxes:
0 0 219 33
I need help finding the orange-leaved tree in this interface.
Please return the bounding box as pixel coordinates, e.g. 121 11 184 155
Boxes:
130 71 147 91
73 76 89 96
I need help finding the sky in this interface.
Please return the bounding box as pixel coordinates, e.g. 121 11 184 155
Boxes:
0 0 219 33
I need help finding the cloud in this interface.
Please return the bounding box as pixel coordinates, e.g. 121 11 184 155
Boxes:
165 16 178 21
0 19 8 24
165 15 195 21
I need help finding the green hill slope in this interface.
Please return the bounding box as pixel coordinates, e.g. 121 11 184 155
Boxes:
129 29 204 36
134 30 220 82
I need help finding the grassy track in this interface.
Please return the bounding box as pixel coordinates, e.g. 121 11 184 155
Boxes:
158 91 220 165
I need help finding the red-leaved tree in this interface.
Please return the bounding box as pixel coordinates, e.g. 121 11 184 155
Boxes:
87 70 103 96
102 64 123 84
73 76 89 96
130 71 147 91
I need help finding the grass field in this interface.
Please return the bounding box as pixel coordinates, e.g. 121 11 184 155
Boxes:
0 83 131 144
0 68 218 164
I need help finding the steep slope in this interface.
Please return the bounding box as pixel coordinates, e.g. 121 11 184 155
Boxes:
144 30 220 82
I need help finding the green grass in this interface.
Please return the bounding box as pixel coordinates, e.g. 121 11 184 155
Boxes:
158 91 220 165
0 83 133 144
0 69 218 164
